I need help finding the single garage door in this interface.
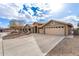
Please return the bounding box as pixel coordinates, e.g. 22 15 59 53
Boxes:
45 27 64 35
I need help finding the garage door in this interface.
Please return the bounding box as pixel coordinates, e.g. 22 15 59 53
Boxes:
45 27 64 35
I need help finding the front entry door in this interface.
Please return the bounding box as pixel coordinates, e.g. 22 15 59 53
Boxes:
35 26 37 33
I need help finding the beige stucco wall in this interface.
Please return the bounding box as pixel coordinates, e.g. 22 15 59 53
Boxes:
37 21 72 36
45 27 64 35
64 25 69 35
38 21 71 35
44 21 65 35
39 28 44 34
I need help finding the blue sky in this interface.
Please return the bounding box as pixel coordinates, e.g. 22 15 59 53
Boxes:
0 3 79 28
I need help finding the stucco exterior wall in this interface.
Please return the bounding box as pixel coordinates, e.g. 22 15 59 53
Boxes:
38 21 72 36
39 28 44 34
64 25 69 36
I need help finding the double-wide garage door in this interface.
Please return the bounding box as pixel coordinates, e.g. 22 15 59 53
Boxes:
45 27 64 35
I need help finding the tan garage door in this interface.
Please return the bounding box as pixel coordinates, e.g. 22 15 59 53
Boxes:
45 27 64 35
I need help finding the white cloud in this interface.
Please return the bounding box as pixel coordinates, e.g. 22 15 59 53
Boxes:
0 3 34 21
0 0 47 3
63 15 79 21
1 0 79 3
0 3 63 21
0 3 51 24
59 15 79 28
0 3 19 19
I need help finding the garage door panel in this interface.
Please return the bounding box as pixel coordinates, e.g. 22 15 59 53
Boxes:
45 28 64 35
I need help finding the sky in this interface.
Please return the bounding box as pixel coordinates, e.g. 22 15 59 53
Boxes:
0 2 79 28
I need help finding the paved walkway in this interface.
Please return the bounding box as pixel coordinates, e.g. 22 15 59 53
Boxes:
47 36 79 56
0 33 65 56
2 35 43 56
0 32 9 56
0 38 2 56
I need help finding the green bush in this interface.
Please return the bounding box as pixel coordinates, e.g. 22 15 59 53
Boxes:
77 28 79 33
74 28 79 35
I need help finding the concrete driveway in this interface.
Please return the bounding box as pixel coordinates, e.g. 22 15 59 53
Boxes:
0 33 65 56
33 34 65 55
47 36 79 56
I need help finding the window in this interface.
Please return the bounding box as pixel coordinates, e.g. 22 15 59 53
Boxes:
62 26 63 28
56 27 57 28
59 26 60 28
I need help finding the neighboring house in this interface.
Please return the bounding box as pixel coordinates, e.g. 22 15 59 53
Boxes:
23 24 31 33
30 20 73 36
0 28 14 32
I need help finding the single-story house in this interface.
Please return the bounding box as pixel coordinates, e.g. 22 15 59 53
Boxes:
0 28 14 32
23 20 73 36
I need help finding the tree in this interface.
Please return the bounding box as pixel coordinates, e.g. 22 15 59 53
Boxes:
77 21 79 27
9 19 26 32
